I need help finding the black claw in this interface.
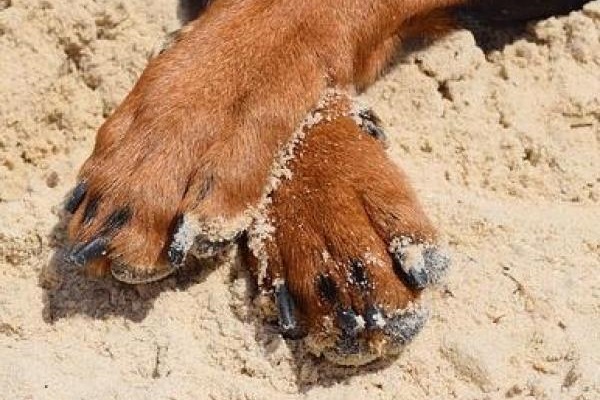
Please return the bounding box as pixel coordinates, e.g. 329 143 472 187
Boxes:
408 268 429 290
358 109 388 144
167 215 186 268
365 304 385 330
316 274 338 304
67 236 109 267
65 181 87 214
350 259 370 290
392 252 429 290
274 282 305 340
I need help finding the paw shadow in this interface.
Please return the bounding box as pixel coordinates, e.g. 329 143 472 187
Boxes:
40 202 400 390
402 7 574 57
454 1 587 52
455 10 532 53
39 208 215 323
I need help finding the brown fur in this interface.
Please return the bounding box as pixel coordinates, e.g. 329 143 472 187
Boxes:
65 0 586 363
245 94 436 329
68 0 465 277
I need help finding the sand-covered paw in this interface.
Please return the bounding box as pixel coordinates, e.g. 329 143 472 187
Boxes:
244 91 450 365
64 13 326 282
64 167 249 284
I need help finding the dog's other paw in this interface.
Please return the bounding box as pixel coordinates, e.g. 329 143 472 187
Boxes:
244 92 450 365
64 1 338 283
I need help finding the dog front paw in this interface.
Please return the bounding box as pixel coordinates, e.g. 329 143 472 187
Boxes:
245 92 450 365
65 5 331 282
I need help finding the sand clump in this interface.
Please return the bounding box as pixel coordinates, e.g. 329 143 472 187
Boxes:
1 1 599 399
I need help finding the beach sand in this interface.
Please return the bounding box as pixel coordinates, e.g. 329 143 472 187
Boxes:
1 1 599 398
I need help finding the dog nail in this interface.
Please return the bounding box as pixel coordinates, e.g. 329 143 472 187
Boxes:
67 236 109 267
65 181 87 213
274 281 304 339
392 251 428 290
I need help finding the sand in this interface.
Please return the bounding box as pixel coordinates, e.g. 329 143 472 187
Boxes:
1 1 599 399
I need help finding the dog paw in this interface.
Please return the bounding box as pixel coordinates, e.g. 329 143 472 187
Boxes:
64 91 257 283
64 7 334 282
244 92 450 365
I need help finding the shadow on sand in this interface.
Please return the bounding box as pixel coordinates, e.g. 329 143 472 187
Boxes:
39 207 399 390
